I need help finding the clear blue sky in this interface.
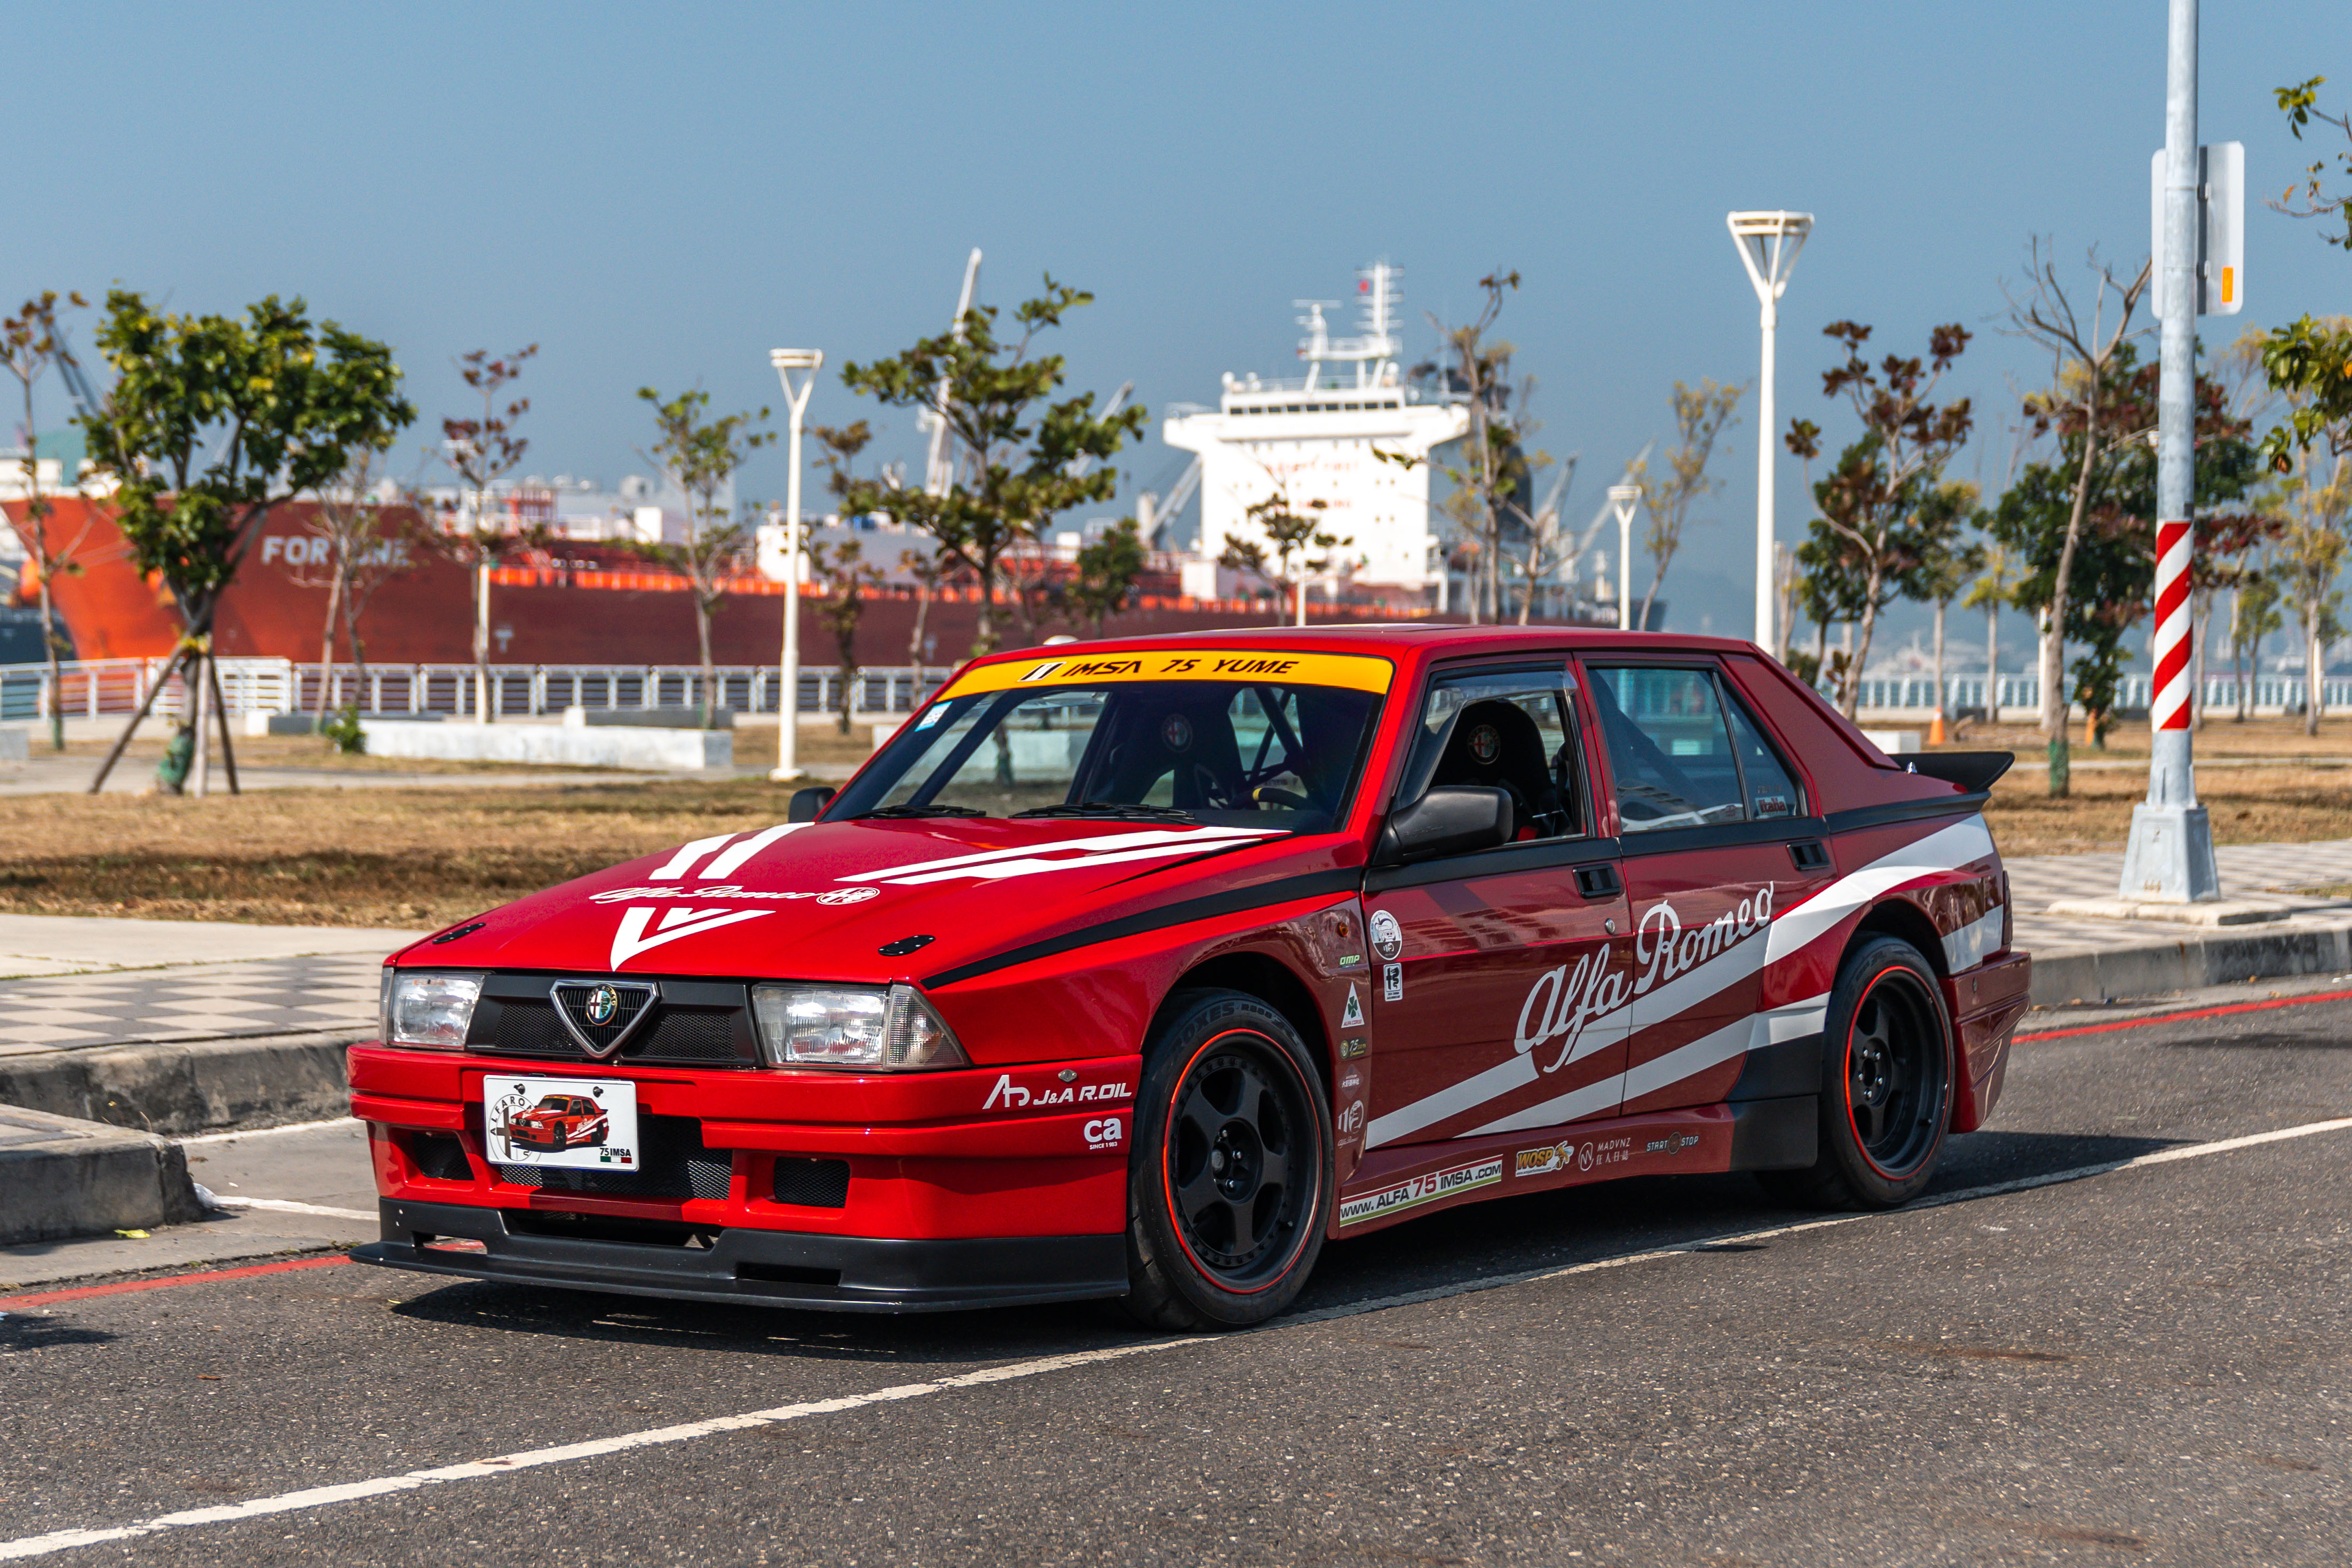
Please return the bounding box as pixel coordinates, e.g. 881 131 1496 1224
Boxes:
10 1 2346 658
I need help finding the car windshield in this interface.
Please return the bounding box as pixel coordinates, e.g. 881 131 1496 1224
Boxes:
829 678 1385 833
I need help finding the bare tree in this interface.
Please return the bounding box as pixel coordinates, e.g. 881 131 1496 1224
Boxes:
1218 484 1349 626
0 291 91 751
297 448 416 717
432 346 541 724
1999 241 2151 737
1637 379 1746 634
900 545 950 667
633 386 772 727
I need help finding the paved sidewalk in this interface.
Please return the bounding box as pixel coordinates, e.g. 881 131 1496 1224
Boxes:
2009 837 2352 952
0 955 384 1054
0 912 422 979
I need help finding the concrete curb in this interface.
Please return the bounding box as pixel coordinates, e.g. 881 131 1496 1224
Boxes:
2027 918 2352 1006
0 1031 360 1138
0 1105 205 1245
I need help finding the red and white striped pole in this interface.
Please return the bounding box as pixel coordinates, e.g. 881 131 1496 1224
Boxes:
2119 0 2219 902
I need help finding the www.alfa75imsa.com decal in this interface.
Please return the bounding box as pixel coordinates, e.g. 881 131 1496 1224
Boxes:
1338 1157 1506 1228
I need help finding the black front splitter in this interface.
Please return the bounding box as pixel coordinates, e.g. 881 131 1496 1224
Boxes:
356 1199 1129 1314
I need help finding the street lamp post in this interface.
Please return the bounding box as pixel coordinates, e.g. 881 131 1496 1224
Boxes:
1727 211 1815 654
768 349 823 783
1608 483 1641 631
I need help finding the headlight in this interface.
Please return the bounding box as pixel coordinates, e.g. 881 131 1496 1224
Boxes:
750 983 970 1071
385 971 484 1049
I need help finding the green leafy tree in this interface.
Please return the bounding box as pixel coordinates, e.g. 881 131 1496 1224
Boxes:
81 290 412 795
1910 494 1984 729
632 385 773 727
0 289 91 750
2272 76 2352 251
427 345 544 724
834 276 1144 655
1219 486 1349 626
1634 379 1745 635
1999 241 2151 760
1067 518 1147 637
1784 321 1974 717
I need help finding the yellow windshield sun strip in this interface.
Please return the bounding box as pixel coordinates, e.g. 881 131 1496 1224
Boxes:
938 648 1394 700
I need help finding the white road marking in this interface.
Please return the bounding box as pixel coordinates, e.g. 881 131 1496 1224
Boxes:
6 1113 2348 1563
178 1119 356 1147
203 1197 377 1222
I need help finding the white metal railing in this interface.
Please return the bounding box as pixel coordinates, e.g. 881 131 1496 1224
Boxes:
1835 671 2352 717
0 659 956 723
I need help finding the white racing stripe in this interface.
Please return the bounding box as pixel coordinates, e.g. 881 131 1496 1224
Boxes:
6 1114 2349 1563
1765 816 1995 963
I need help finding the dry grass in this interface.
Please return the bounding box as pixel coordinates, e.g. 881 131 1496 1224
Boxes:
1946 715 2352 763
1 713 2344 927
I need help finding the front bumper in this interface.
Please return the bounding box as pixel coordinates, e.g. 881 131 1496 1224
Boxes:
358 1199 1128 1312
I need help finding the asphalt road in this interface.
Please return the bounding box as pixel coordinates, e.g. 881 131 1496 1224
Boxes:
4 989 2349 1565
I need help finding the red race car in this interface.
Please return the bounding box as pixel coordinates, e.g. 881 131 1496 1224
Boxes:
502 1094 610 1153
353 627 2029 1328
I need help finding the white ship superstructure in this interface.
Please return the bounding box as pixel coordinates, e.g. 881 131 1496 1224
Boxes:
1164 265 1468 595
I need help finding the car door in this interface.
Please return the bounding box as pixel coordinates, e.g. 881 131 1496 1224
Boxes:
1361 661 1633 1153
1579 658 1832 1114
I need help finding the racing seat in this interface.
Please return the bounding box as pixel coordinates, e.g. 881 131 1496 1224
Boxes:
1426 699 1569 839
1091 692 1249 811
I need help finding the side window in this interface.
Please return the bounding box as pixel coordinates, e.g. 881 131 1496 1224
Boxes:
1586 664 1806 833
1400 666 1587 841
1723 694 1804 820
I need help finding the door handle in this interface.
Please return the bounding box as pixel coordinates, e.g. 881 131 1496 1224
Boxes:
1574 864 1620 899
1787 839 1831 873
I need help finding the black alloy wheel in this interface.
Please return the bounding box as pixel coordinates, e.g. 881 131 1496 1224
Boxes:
1124 989 1333 1330
1760 936 1954 1211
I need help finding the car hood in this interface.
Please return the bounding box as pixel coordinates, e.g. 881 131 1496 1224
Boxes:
396 816 1315 983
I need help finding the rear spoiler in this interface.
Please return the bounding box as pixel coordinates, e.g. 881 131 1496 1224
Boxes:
1904 751 2014 792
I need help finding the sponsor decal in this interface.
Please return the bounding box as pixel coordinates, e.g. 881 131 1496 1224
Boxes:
1338 1157 1504 1228
1369 909 1403 962
609 906 771 968
1575 1136 1634 1173
1514 1143 1563 1177
1336 1100 1366 1136
984 1074 1134 1111
836 826 1285 888
1339 1068 1361 1091
1338 954 1363 969
1382 962 1403 1003
1083 1116 1124 1151
1644 1133 1703 1155
940 648 1395 698
1339 1036 1369 1060
1340 983 1366 1028
592 883 878 906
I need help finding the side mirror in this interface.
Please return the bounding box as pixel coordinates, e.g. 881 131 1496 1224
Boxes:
1380 785 1515 865
788 786 837 823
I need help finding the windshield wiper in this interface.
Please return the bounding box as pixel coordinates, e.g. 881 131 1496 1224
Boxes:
1013 801 1200 824
856 803 987 819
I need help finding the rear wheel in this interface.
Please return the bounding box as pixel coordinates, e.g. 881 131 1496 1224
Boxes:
1759 936 1953 1210
1122 989 1332 1331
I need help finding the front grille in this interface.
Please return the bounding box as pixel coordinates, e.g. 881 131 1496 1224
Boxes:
468 976 756 1067
772 1158 851 1208
496 1113 732 1201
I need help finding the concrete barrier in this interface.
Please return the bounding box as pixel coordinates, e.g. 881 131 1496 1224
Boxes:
242 712 318 737
0 726 28 761
563 706 733 729
0 1105 205 1245
361 718 731 772
2026 918 2352 1006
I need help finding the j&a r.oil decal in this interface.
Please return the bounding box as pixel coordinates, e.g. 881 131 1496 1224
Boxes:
1337 1156 1503 1228
983 1074 1135 1111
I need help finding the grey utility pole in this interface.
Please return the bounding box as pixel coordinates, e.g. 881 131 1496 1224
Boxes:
2118 0 2221 901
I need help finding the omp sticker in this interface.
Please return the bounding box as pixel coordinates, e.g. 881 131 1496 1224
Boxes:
939 648 1394 699
1337 1157 1503 1228
835 827 1282 887
609 906 771 968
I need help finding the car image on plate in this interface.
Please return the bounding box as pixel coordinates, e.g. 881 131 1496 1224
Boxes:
353 627 2030 1330
501 1093 611 1153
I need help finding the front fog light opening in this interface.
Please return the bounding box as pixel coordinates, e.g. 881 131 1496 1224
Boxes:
388 971 484 1049
751 982 968 1071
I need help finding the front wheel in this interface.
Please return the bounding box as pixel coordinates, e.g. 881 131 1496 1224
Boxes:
1122 989 1333 1331
1759 936 1954 1211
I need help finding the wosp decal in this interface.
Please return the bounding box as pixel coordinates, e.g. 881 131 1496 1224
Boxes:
1083 1117 1125 1151
609 906 771 968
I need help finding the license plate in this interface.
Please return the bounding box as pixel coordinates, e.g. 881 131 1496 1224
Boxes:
483 1076 639 1171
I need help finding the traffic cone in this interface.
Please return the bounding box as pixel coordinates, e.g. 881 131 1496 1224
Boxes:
1928 709 1946 746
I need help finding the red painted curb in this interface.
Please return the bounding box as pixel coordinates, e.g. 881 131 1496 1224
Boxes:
2017 987 2352 1043
0 1254 350 1309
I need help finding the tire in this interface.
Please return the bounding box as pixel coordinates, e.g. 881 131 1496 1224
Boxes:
1758 936 1954 1211
1121 988 1334 1331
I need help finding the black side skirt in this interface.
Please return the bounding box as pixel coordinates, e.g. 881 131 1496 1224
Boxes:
355 1200 1129 1314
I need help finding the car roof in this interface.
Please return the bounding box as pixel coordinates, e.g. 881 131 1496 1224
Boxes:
955 623 1762 676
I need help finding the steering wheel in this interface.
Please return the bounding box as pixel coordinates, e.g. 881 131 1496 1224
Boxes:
1253 786 1313 811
